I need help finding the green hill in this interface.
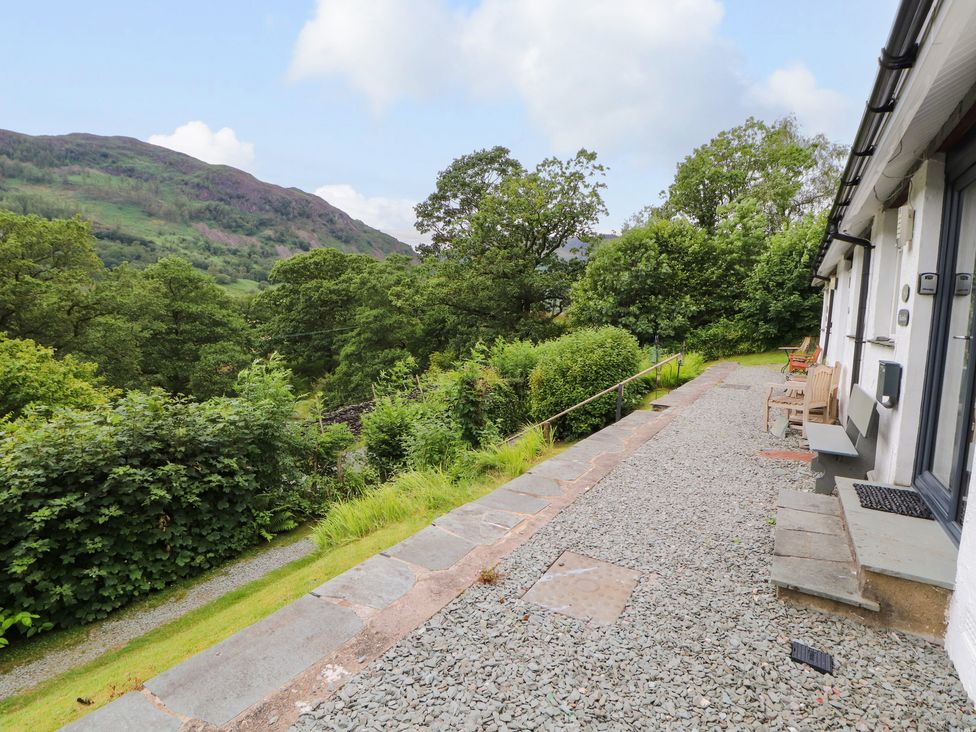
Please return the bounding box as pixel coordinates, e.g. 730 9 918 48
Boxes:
0 129 414 284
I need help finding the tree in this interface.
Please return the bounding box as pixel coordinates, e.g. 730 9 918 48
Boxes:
135 257 251 395
651 117 843 233
0 212 104 350
568 219 706 344
414 146 525 255
419 148 607 346
739 213 825 346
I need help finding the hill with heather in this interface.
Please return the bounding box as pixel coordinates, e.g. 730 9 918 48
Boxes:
0 129 413 286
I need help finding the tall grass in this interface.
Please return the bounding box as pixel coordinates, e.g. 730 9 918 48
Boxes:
312 428 552 550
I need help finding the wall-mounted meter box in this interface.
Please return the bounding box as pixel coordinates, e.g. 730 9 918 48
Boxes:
918 273 938 295
877 361 902 409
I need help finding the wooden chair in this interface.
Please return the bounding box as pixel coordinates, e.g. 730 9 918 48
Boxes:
764 364 833 432
787 345 822 376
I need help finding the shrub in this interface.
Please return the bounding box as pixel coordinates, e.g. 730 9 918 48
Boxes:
529 327 642 438
361 396 418 480
0 357 305 628
403 410 465 470
685 319 757 361
0 334 114 422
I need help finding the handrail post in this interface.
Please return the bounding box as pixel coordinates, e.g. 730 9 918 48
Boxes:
615 383 623 422
542 421 551 443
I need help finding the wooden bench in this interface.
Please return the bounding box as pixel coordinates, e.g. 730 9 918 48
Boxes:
805 385 878 494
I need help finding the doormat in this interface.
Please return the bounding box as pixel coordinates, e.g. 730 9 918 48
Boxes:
720 383 752 390
853 483 934 520
790 641 834 675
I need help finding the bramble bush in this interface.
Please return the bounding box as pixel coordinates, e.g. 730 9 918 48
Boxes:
529 327 643 438
0 356 336 629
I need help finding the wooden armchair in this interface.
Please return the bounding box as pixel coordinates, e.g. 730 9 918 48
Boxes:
764 364 835 432
787 345 821 376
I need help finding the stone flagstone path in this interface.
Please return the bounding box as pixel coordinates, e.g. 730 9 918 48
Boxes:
62 364 737 731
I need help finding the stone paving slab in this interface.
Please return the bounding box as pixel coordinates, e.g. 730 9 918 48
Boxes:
144 595 363 725
62 692 181 732
777 488 840 516
311 555 416 609
433 504 519 545
527 457 591 481
774 527 852 562
382 526 475 570
502 472 563 498
473 487 550 514
777 506 845 535
771 555 879 610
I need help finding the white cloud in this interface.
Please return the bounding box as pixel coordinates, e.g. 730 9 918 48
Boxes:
290 1 851 156
315 183 424 248
750 63 852 140
148 121 255 168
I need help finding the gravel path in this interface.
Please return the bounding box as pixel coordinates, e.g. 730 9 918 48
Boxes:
295 366 974 731
0 536 315 699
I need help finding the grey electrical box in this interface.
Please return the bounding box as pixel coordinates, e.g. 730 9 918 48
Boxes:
877 361 901 409
919 273 938 295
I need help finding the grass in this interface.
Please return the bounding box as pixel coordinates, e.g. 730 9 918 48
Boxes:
705 350 784 367
0 429 560 732
313 428 552 550
222 278 262 297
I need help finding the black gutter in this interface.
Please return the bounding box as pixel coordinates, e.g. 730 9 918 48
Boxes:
812 0 933 276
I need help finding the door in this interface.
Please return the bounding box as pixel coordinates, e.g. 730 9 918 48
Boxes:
916 139 976 542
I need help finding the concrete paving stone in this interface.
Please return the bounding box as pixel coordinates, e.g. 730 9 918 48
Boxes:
61 692 181 732
776 506 845 536
502 473 564 498
560 439 624 463
527 457 591 482
777 488 841 516
614 409 658 427
144 595 362 725
473 487 550 515
433 504 518 545
383 525 476 571
311 555 416 609
774 527 852 562
771 555 878 610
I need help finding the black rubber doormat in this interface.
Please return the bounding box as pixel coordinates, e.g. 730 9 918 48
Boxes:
790 641 834 674
719 384 752 390
853 483 934 520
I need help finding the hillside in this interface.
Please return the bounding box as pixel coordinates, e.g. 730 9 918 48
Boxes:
0 130 414 284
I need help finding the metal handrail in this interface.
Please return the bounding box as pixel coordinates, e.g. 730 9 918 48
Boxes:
508 352 682 442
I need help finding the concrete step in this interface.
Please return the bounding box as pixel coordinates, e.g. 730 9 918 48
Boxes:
771 489 880 612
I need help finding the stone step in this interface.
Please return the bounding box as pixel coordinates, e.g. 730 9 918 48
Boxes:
771 489 880 612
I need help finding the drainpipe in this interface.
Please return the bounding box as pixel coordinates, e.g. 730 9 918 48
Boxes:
830 231 875 386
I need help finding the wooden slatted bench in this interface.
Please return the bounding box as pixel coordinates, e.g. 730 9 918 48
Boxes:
805 385 878 494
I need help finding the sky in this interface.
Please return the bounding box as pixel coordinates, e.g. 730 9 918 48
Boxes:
0 0 898 247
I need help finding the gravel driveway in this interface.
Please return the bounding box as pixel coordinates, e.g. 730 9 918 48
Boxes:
294 365 974 731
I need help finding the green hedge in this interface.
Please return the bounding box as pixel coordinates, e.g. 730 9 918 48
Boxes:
529 327 643 438
0 359 311 628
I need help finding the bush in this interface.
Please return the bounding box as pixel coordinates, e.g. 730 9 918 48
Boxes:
403 409 465 470
0 357 306 628
361 396 418 480
529 327 642 438
0 334 114 422
685 319 757 361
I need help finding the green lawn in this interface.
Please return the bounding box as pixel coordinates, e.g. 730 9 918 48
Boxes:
0 441 562 732
706 350 785 368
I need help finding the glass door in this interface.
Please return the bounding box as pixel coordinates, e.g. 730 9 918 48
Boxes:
916 150 976 541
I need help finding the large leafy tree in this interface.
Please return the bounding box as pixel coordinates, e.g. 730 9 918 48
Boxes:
568 219 707 343
0 212 104 350
418 148 607 346
644 117 843 234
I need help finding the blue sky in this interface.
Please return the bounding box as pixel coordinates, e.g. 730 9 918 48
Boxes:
0 0 897 245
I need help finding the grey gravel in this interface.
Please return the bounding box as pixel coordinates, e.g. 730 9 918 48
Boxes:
293 366 975 731
0 537 315 699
